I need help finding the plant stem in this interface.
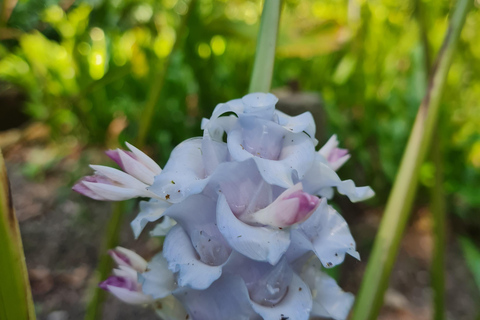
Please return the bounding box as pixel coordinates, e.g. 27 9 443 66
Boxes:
351 0 472 319
248 0 282 93
415 2 447 318
84 201 125 320
0 149 36 320
431 128 446 320
84 3 196 319
136 0 195 148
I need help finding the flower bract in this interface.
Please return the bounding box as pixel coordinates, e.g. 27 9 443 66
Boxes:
75 93 374 320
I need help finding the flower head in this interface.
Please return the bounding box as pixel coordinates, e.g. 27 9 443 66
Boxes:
77 93 374 320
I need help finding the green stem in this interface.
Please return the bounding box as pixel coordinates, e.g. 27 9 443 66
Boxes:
84 3 196 319
84 201 125 320
415 2 446 319
136 0 195 148
248 0 282 93
0 149 36 320
351 0 472 319
431 128 446 320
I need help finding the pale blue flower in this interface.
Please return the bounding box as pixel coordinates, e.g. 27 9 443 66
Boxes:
76 93 374 320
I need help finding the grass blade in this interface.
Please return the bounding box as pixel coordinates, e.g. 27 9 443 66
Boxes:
351 1 473 319
0 149 36 320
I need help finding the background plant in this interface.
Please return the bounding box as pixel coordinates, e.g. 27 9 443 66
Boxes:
0 0 479 319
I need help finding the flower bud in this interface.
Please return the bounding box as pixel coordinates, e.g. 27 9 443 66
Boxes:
318 135 350 171
73 143 161 201
99 274 153 305
108 247 148 273
241 183 320 228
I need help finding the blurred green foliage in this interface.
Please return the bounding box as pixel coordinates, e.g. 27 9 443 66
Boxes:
0 0 479 217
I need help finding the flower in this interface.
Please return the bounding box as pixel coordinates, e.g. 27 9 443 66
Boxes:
100 248 178 307
105 142 162 185
76 93 374 320
72 143 160 201
99 247 152 305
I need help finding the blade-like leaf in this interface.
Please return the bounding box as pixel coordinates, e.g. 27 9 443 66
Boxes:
459 236 480 292
0 149 36 320
351 0 473 319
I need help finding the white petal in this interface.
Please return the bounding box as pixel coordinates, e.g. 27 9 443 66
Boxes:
255 130 316 187
202 115 238 141
163 225 223 290
226 117 283 161
164 194 231 266
227 121 316 188
275 109 316 139
150 216 176 237
125 142 162 174
285 228 316 263
149 138 209 203
242 92 278 119
239 115 286 160
89 165 148 190
173 274 259 320
113 265 137 280
318 186 335 199
131 199 171 238
250 273 312 320
201 98 243 139
208 159 273 216
118 149 155 185
201 134 229 176
302 154 375 202
114 247 148 272
201 117 209 129
139 253 176 299
82 182 143 201
210 99 244 121
107 285 153 305
154 295 188 320
302 259 354 320
330 154 351 171
216 194 290 265
298 200 359 268
318 134 339 158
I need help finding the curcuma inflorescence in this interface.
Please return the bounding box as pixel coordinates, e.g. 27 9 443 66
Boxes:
74 93 374 320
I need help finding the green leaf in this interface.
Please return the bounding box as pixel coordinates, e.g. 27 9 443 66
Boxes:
351 0 473 319
0 149 36 320
459 236 480 292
